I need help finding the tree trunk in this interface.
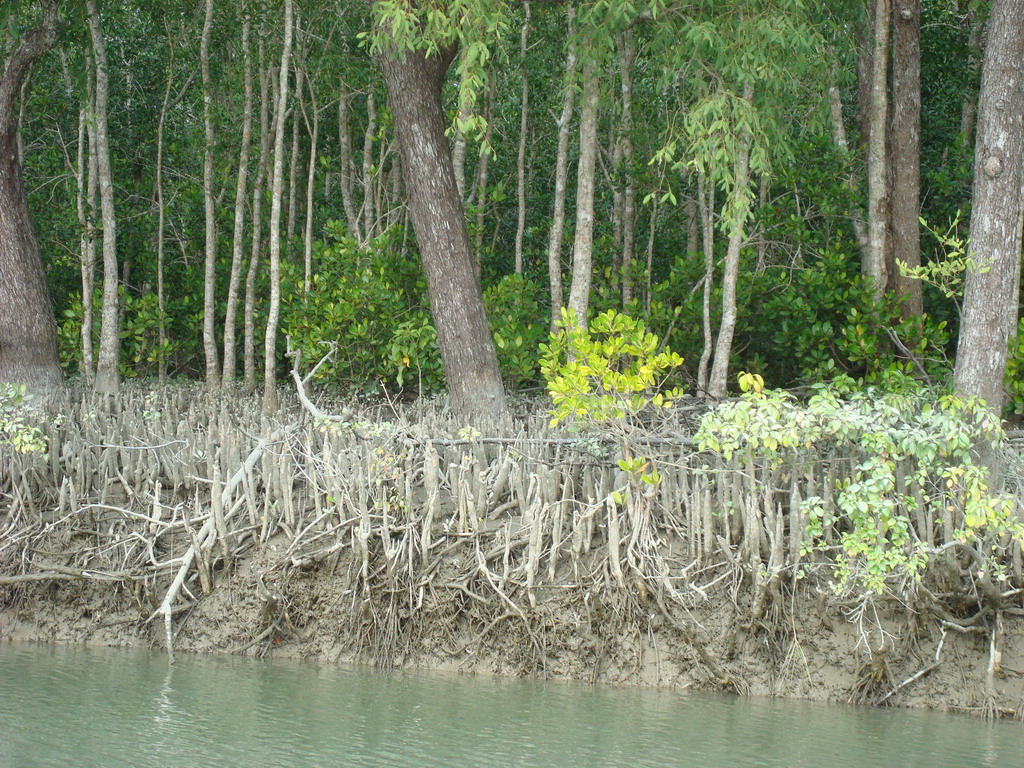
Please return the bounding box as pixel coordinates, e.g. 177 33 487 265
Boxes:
77 72 95 383
546 3 576 330
618 28 636 308
953 0 1024 413
566 57 599 328
828 81 868 255
470 77 495 259
707 86 754 400
888 0 922 319
301 65 319 297
337 84 360 239
263 0 294 410
201 0 219 388
244 55 270 391
513 2 530 275
696 171 715 396
360 91 377 244
86 0 120 395
378 37 506 418
223 16 253 386
959 0 984 146
286 54 303 246
864 0 890 298
0 0 60 391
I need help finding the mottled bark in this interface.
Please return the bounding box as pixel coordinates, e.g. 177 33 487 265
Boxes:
378 37 506 417
244 56 270 391
201 0 219 388
86 0 119 395
566 57 599 328
223 17 253 386
864 0 890 298
546 4 576 330
263 0 294 410
513 2 530 275
360 92 377 244
0 0 60 391
618 29 636 308
889 0 923 319
953 0 1024 412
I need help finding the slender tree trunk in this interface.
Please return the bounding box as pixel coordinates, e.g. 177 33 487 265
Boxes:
959 0 984 145
953 0 1024 413
286 37 303 246
618 28 636 307
223 17 253 386
263 0 294 410
546 3 576 329
200 0 220 388
244 55 270 391
707 86 754 400
864 0 890 298
87 0 120 395
377 35 506 417
76 78 95 382
471 77 495 258
301 66 319 297
696 171 715 396
360 91 376 244
829 81 868 255
566 57 599 328
513 2 530 275
889 0 923 319
0 0 61 391
337 84 360 239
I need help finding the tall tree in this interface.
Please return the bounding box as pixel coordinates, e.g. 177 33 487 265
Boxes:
200 0 219 388
86 0 120 395
864 0 890 299
0 0 60 391
374 1 506 417
953 0 1024 412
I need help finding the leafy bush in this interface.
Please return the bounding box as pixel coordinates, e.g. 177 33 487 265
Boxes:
695 373 1022 594
484 273 546 389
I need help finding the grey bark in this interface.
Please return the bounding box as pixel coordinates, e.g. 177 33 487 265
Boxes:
263 0 294 410
377 34 506 418
360 91 377 244
618 28 636 307
546 4 576 330
87 0 120 395
201 0 219 388
953 0 1024 412
223 17 253 386
566 56 599 328
244 55 270 391
864 0 890 298
513 2 530 275
0 0 61 391
337 85 360 239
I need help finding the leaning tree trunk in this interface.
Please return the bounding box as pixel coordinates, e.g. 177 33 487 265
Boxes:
378 40 506 418
953 0 1024 413
0 0 61 392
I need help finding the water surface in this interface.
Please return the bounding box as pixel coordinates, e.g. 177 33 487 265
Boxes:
0 644 1019 767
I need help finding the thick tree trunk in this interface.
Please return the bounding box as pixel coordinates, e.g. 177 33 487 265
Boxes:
86 0 120 395
0 0 60 391
263 0 294 410
953 0 1024 413
888 0 923 319
546 4 576 330
864 0 890 298
378 39 506 418
566 58 599 328
200 0 219 389
223 17 253 386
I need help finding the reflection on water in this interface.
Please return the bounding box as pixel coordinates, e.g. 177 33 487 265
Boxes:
0 643 1019 768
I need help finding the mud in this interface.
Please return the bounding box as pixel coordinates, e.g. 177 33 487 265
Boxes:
3 542 1022 719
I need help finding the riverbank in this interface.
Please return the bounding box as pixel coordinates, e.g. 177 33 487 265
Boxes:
2 384 1023 718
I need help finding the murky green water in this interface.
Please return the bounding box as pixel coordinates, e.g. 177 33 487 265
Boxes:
0 643 1019 767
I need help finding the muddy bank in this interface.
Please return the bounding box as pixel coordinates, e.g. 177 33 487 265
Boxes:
3 546 1023 717
2 385 1023 717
